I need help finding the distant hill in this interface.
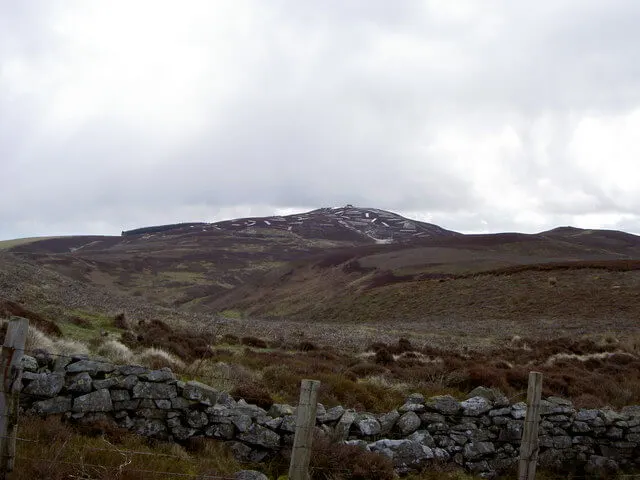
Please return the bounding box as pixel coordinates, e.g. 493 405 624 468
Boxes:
4 205 640 324
121 206 460 244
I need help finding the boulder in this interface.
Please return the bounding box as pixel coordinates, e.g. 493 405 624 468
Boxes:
235 471 268 480
318 405 344 423
92 378 120 390
231 414 253 433
20 355 38 372
461 396 492 416
368 439 433 473
132 419 167 438
206 423 235 440
237 424 281 449
186 411 209 429
132 382 177 399
182 381 218 405
407 430 435 448
226 441 269 463
280 415 296 433
378 410 400 435
67 372 92 394
139 368 175 382
424 395 461 415
336 410 356 440
73 389 114 413
32 396 72 415
110 390 130 402
268 404 294 417
24 373 64 397
355 413 381 436
397 411 421 435
66 360 115 375
463 441 495 460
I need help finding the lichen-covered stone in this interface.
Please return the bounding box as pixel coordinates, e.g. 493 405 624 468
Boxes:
24 373 64 397
397 411 421 435
66 360 115 375
355 413 381 436
235 470 269 480
20 355 38 372
132 382 177 399
33 396 72 415
186 410 209 428
461 397 493 416
463 441 495 460
267 404 294 417
378 410 400 435
73 389 113 413
67 372 92 394
318 405 344 423
237 424 280 449
425 395 461 415
182 381 218 405
140 368 175 382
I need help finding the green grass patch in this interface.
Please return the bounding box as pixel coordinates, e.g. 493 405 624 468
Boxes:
0 236 57 250
219 309 244 319
58 309 123 342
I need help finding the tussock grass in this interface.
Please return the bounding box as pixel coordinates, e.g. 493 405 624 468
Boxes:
22 324 89 356
96 339 135 364
136 347 186 371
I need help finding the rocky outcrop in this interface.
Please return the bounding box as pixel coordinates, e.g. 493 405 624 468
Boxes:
18 354 640 478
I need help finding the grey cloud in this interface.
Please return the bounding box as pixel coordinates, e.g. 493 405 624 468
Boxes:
2 0 640 239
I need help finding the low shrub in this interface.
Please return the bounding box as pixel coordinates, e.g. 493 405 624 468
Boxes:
220 333 240 345
309 431 395 480
230 381 274 409
374 348 395 365
347 362 388 377
298 341 317 352
113 312 129 330
241 336 268 348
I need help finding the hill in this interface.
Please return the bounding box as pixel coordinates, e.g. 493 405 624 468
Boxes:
3 206 640 350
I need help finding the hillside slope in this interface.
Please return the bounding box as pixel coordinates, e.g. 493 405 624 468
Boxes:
5 208 640 333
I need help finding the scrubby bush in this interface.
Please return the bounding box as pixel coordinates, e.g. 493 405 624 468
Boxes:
374 348 395 365
298 341 317 352
240 336 268 348
309 431 395 480
113 312 129 330
230 382 274 409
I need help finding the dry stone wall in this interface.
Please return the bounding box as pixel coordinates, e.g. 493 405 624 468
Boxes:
18 353 640 478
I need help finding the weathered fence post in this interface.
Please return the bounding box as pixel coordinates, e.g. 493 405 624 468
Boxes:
288 379 321 480
518 371 543 480
0 317 28 479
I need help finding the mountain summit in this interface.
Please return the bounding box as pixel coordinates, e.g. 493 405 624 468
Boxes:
123 205 459 244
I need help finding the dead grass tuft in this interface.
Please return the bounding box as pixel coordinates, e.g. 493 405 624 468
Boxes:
12 415 243 480
136 347 186 371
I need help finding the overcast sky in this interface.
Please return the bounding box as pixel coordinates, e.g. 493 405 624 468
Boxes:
2 0 640 240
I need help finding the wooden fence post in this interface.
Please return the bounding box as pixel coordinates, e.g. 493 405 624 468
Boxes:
0 317 29 479
288 379 321 480
518 371 543 480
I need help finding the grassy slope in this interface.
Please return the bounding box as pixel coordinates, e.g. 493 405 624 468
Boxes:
0 236 59 250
